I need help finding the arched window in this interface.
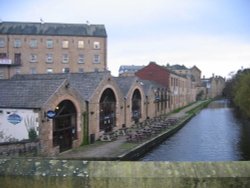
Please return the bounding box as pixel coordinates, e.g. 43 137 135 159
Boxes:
99 88 116 132
132 89 142 123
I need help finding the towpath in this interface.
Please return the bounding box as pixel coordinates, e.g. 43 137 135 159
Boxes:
58 100 206 160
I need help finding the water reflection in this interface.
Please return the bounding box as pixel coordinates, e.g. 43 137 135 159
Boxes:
207 99 230 109
141 99 250 161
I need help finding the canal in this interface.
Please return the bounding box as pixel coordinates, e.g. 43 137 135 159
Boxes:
141 99 250 161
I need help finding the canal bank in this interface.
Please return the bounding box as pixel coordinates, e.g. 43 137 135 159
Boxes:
141 99 250 161
58 100 211 161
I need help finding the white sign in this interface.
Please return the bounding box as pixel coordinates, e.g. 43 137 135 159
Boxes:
0 109 39 142
0 59 12 65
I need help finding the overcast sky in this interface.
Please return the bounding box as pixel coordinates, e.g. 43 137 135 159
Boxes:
1 0 250 78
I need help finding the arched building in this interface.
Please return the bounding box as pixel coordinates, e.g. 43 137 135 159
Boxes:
0 71 171 156
114 77 146 127
0 77 84 155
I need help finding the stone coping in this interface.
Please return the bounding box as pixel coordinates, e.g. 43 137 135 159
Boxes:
0 159 250 187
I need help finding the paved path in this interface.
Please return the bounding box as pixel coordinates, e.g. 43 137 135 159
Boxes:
58 100 207 160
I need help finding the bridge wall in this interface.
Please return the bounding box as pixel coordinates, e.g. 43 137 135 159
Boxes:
0 159 250 188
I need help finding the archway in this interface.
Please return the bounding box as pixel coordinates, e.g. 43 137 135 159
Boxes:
99 88 116 132
53 100 77 152
132 89 142 123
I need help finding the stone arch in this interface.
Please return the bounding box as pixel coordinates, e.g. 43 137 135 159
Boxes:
52 100 77 152
99 88 116 132
131 88 142 123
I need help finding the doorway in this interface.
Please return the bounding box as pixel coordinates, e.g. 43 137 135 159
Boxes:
53 100 77 152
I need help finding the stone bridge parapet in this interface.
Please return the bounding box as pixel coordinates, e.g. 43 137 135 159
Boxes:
0 159 250 187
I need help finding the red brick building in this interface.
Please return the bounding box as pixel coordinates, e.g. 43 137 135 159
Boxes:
135 62 170 88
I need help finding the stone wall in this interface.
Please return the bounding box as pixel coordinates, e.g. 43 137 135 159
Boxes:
0 140 40 157
0 159 250 188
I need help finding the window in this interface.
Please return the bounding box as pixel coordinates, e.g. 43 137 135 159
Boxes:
30 67 37 74
30 39 38 48
93 54 100 64
14 39 21 48
30 54 37 63
46 39 53 48
62 54 69 63
78 54 84 64
62 68 70 73
46 53 53 63
93 41 100 49
0 53 7 58
62 40 69 48
0 38 5 48
78 41 84 48
14 53 21 65
78 68 84 73
47 68 53 74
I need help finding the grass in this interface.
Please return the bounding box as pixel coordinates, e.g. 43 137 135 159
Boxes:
187 99 212 115
172 102 196 114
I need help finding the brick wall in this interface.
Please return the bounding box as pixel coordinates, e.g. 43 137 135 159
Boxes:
136 62 170 88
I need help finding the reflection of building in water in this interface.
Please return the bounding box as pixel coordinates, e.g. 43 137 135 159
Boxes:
208 99 230 109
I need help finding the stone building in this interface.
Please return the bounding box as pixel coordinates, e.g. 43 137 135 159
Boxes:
202 75 226 99
0 70 168 155
0 21 107 79
0 76 84 155
168 64 201 101
136 62 196 111
119 65 145 77
115 76 168 126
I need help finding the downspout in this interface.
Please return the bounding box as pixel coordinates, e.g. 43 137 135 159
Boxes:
124 97 127 127
82 100 89 145
146 96 149 119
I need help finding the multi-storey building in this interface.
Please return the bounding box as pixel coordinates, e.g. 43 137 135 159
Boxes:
0 21 107 79
135 62 196 111
202 75 226 99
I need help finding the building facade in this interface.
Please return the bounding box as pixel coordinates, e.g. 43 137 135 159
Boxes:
0 22 107 79
119 65 145 77
136 62 196 111
0 71 168 156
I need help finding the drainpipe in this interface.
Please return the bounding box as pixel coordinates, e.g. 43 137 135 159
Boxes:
146 96 149 119
124 97 127 127
82 100 89 145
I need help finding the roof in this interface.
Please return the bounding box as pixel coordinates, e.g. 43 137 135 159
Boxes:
68 72 109 101
0 79 66 108
169 64 188 70
0 22 107 37
191 65 201 73
114 76 138 96
119 65 145 74
114 75 167 97
12 72 110 101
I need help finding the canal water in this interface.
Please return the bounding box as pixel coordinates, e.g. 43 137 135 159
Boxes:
141 99 250 161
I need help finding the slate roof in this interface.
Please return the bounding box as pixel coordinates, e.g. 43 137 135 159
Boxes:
169 64 188 70
12 72 110 101
114 76 166 97
0 79 66 108
68 72 109 101
0 22 107 37
119 65 145 74
114 77 138 96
